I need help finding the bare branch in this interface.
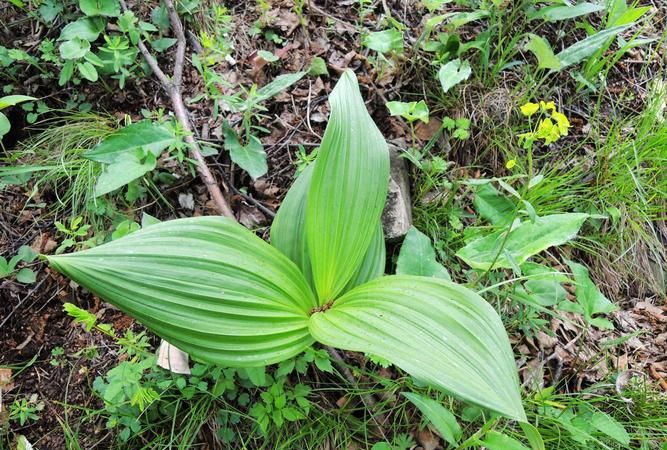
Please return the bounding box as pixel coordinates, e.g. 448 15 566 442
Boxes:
164 0 185 88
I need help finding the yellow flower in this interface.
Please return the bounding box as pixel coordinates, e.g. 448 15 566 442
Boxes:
506 159 516 169
540 101 556 112
536 118 560 145
551 111 570 135
520 102 539 117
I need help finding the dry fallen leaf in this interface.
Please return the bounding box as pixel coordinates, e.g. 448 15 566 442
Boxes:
415 118 442 142
157 340 191 375
418 427 440 450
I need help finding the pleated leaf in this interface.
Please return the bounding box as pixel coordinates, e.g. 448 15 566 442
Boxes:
309 275 526 421
48 217 317 367
270 164 315 285
343 224 386 291
306 70 389 303
271 163 386 293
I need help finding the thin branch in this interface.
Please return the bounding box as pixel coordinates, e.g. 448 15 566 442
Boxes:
164 0 185 88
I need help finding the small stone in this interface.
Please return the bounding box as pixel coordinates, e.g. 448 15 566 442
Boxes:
381 143 412 241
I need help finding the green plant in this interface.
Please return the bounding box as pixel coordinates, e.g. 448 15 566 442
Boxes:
524 0 653 90
49 346 67 368
54 216 92 254
0 112 115 216
294 144 318 176
0 245 38 283
442 116 470 140
386 100 429 148
47 70 526 421
217 72 305 179
9 394 44 426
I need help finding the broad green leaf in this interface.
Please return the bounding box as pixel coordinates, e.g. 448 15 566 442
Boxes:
0 95 37 110
79 0 120 17
222 125 267 180
58 17 106 41
456 213 589 270
519 422 545 450
396 227 450 280
558 261 617 329
151 37 177 53
308 57 328 76
473 183 514 225
528 3 604 22
16 435 33 450
448 10 489 28
39 0 63 23
15 268 36 284
611 6 650 27
438 58 471 93
16 245 38 263
590 412 630 445
403 392 462 446
343 224 386 290
84 121 176 164
362 29 404 54
94 150 156 197
423 0 453 12
525 34 561 70
255 72 306 104
257 50 279 63
48 217 317 367
386 100 429 124
518 262 569 307
59 38 91 60
305 70 389 302
557 25 630 69
309 276 526 421
0 112 10 138
271 164 314 283
481 431 531 450
77 61 98 81
0 258 9 277
370 444 391 450
272 164 386 292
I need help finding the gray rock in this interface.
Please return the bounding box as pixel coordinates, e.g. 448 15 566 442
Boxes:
382 143 412 241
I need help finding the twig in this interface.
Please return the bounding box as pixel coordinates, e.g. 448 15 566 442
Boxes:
118 0 234 218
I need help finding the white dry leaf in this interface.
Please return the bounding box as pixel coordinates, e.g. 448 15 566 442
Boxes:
178 192 195 210
157 340 191 374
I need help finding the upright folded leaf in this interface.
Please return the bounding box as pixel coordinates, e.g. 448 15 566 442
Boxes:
271 164 315 284
343 224 386 291
48 217 317 367
306 70 389 302
309 276 526 421
272 164 386 293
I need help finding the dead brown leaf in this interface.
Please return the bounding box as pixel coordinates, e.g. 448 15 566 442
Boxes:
415 118 442 142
